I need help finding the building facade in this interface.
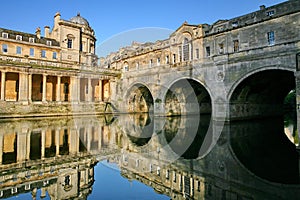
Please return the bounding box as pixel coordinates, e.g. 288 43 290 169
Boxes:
0 13 119 117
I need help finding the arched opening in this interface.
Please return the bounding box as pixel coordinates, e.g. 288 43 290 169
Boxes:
124 113 154 147
127 84 154 113
163 79 212 159
229 69 299 184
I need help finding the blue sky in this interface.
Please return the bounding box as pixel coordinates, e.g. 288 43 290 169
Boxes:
1 0 286 56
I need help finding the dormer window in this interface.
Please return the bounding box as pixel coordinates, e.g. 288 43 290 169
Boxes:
2 33 8 38
29 37 35 43
16 35 22 41
46 40 52 46
266 10 275 16
232 21 238 27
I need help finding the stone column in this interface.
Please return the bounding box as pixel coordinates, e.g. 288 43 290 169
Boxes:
17 129 28 162
28 74 32 102
88 78 92 102
0 133 3 164
70 76 79 103
55 129 60 156
98 127 102 151
86 127 91 152
98 79 102 102
26 132 31 160
1 71 6 101
41 130 45 159
19 73 29 103
69 129 78 154
42 74 47 102
56 76 61 102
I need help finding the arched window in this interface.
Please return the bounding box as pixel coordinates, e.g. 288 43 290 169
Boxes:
183 38 190 61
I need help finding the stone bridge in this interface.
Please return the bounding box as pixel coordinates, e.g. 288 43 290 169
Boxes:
106 0 300 122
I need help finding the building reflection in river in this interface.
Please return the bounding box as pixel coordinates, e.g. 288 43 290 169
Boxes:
0 114 299 199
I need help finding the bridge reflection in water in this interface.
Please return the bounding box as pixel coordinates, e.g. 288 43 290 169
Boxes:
0 114 299 199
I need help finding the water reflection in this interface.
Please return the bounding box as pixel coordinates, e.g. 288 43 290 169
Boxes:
0 114 299 199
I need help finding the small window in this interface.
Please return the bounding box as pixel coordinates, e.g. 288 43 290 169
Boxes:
41 50 46 58
16 35 22 41
267 31 275 45
233 40 239 52
157 57 160 66
67 39 72 48
149 59 153 67
16 46 22 55
2 44 8 53
232 21 238 27
29 37 35 43
166 55 169 64
266 10 275 16
173 54 176 63
30 48 34 56
53 52 57 59
47 41 52 46
2 33 8 38
196 48 199 59
206 46 211 57
218 43 224 54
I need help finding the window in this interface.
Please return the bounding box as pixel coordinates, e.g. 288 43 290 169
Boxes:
2 33 8 38
196 48 199 59
47 40 52 46
2 44 8 53
166 55 169 64
41 50 46 58
232 21 238 27
67 39 72 48
149 59 153 67
16 35 22 41
183 38 190 61
16 46 22 55
218 43 224 54
53 52 57 59
29 37 35 43
157 57 160 66
30 48 34 56
267 31 275 45
267 10 275 16
206 46 211 57
173 54 176 63
233 40 239 52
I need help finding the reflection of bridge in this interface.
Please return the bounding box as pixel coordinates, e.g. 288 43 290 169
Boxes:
106 1 300 124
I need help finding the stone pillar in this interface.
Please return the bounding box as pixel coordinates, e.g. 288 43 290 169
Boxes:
42 74 47 102
19 73 29 103
41 130 45 159
98 79 102 102
88 78 92 102
1 71 6 101
0 133 3 164
98 127 102 151
86 127 91 152
26 132 31 160
69 129 78 154
56 76 61 102
40 188 46 199
17 129 28 162
55 129 60 156
70 76 79 103
28 74 32 102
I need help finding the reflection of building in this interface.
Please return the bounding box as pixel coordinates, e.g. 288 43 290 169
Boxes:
0 116 119 199
0 12 118 116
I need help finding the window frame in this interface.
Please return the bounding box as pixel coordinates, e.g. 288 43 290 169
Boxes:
41 50 46 58
267 31 275 46
2 44 8 53
16 35 22 41
2 32 8 38
29 37 35 43
16 46 22 55
30 48 35 57
52 52 57 59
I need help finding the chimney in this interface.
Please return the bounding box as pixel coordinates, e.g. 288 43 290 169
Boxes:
44 26 50 38
35 27 41 39
54 12 61 27
260 5 266 10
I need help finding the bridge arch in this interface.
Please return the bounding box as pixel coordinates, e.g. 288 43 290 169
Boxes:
228 67 295 120
163 78 213 116
125 82 154 113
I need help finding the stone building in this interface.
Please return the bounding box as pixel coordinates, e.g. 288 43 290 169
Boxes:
0 12 118 117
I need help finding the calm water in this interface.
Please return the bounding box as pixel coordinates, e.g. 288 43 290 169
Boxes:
0 113 299 199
